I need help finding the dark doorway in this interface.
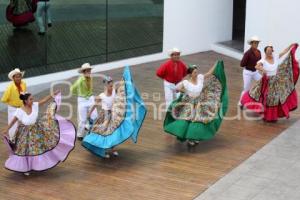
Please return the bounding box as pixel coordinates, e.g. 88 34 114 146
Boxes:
232 0 246 42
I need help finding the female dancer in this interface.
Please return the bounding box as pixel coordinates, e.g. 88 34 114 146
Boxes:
164 61 228 146
2 91 76 175
1 68 27 141
241 43 299 121
6 0 38 27
82 66 147 158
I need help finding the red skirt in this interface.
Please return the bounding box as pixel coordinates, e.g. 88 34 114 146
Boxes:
6 0 38 27
241 44 299 121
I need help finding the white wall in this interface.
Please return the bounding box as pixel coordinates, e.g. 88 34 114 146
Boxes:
245 0 300 59
163 0 233 55
0 0 233 91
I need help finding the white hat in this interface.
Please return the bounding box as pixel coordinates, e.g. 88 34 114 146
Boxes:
247 36 261 45
266 43 273 48
78 63 92 73
8 68 25 80
168 47 181 56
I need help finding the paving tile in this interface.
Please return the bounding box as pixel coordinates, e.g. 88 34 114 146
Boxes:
195 119 300 200
220 184 260 200
234 175 273 190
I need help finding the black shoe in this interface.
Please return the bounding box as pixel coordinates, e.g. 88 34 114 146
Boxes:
38 32 45 36
77 137 83 141
48 23 52 28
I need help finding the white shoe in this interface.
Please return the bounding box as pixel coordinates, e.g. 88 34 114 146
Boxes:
104 153 110 159
188 141 196 146
112 151 119 157
23 172 30 176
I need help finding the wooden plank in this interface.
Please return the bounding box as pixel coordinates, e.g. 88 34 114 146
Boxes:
0 51 299 200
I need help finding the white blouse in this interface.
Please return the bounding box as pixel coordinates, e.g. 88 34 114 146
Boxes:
258 54 280 76
14 102 39 125
99 89 116 111
177 74 204 97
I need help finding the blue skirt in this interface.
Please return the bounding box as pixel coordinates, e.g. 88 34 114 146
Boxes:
82 66 147 157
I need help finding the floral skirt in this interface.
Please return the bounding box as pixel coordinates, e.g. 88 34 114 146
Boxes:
164 60 228 141
13 119 59 156
3 101 76 173
82 66 147 158
241 44 299 121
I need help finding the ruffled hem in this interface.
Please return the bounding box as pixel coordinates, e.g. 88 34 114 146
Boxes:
163 60 228 141
3 115 76 173
242 90 298 121
82 121 135 157
241 92 264 114
164 116 223 141
264 91 298 121
6 6 35 27
82 66 147 158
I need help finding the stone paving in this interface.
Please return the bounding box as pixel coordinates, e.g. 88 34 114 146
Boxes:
195 120 300 200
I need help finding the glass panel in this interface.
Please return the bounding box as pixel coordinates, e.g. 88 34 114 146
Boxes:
0 0 47 81
0 0 164 81
107 0 163 62
45 0 107 73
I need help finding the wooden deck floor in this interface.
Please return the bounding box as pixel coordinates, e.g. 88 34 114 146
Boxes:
0 51 300 200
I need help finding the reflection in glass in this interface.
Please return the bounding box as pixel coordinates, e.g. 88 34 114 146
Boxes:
107 0 163 61
0 0 164 81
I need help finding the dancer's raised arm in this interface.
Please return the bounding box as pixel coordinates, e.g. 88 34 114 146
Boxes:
204 61 218 78
38 90 60 106
279 43 297 58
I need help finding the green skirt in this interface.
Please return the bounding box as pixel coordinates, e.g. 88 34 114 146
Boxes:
163 60 228 141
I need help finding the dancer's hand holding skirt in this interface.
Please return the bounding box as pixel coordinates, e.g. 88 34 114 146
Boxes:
163 60 228 141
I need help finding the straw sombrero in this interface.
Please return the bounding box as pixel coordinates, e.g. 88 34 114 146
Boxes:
8 68 25 80
247 36 261 45
78 63 93 73
168 47 181 56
